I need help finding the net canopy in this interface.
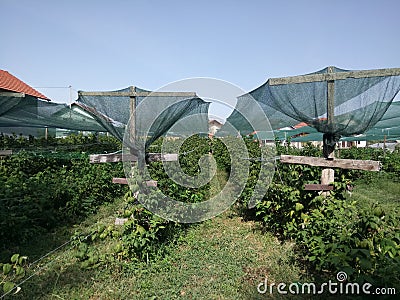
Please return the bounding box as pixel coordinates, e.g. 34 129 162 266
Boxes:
0 94 106 133
226 67 400 154
76 86 210 156
273 101 400 142
0 86 210 156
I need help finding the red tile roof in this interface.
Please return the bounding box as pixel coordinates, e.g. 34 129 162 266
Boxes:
293 118 328 129
293 122 308 129
0 70 50 100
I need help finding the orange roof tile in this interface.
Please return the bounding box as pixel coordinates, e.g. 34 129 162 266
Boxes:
293 118 328 129
0 70 50 100
293 122 308 129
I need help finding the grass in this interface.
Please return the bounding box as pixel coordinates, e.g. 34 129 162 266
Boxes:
5 198 306 300
350 172 400 215
5 171 400 299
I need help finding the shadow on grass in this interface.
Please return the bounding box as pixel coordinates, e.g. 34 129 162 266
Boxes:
11 261 96 299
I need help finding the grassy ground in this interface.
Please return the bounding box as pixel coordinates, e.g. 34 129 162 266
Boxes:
5 172 399 299
5 197 307 300
350 172 400 215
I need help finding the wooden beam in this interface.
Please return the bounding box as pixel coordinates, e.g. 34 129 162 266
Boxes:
89 152 178 163
90 153 134 163
146 180 158 187
115 218 128 225
304 184 334 191
79 91 197 97
112 177 128 184
268 67 400 85
0 150 12 156
280 155 380 171
112 177 157 187
147 153 178 162
0 92 25 97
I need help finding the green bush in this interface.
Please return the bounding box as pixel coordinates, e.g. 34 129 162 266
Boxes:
0 136 126 246
253 143 400 288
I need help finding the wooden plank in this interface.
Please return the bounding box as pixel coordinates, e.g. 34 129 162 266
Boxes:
147 153 178 162
0 92 25 97
304 184 334 191
0 150 12 156
90 153 135 163
112 177 157 187
280 155 381 171
146 180 158 187
112 177 128 184
115 218 128 225
268 67 400 85
79 91 197 97
89 153 178 163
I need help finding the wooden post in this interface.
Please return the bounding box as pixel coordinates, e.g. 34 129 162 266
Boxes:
327 67 335 127
129 86 136 145
326 66 336 160
383 134 387 158
323 67 335 195
321 168 335 196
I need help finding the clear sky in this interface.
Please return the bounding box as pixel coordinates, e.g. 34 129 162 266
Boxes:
1 0 400 118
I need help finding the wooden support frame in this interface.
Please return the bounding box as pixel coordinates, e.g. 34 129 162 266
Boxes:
0 150 12 156
78 89 197 98
89 152 178 163
268 67 400 86
280 155 380 171
112 177 157 187
304 184 334 191
83 86 190 164
0 92 25 97
269 66 393 194
112 177 129 184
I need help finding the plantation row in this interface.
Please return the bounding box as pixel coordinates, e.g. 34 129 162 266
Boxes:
1 134 400 295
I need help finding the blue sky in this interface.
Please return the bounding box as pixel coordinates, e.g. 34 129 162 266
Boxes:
1 0 400 118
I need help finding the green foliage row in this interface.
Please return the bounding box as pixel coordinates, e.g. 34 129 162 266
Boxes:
0 137 127 248
0 132 121 153
148 135 213 203
4 133 400 292
252 142 400 288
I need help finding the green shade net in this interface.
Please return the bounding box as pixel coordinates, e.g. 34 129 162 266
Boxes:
0 87 210 156
0 95 106 133
226 67 400 155
372 101 400 129
76 87 210 156
278 101 400 142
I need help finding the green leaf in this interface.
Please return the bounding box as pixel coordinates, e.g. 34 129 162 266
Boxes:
18 256 28 265
3 281 15 293
295 203 304 211
3 263 12 275
10 254 19 263
359 258 373 269
136 225 146 235
15 266 25 277
308 256 316 261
